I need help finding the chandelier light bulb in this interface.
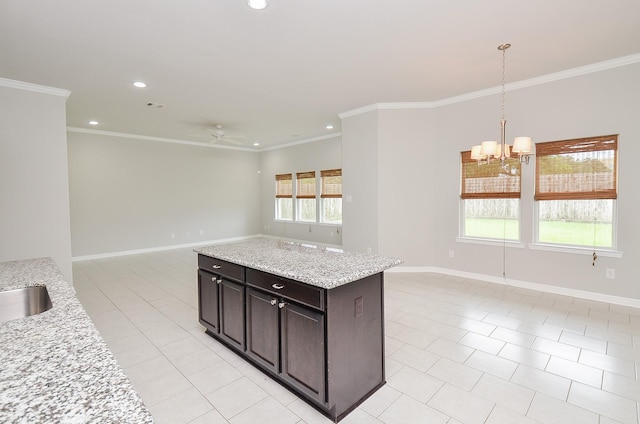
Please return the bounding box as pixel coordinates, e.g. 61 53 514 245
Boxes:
248 0 268 9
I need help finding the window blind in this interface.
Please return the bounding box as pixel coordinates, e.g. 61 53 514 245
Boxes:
320 169 342 198
534 135 618 201
275 173 292 198
296 171 316 199
460 151 521 199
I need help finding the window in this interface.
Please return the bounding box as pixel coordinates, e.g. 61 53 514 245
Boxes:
320 169 342 224
535 135 618 248
275 173 292 220
296 171 316 222
460 151 521 240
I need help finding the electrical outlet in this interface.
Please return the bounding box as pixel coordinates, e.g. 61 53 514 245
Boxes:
606 268 615 279
366 247 372 254
354 296 364 317
449 250 454 258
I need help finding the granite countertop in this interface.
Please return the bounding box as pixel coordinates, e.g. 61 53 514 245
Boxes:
195 238 403 289
0 257 153 424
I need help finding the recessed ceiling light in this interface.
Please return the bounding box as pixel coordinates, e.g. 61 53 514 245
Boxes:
253 142 260 146
247 0 267 9
133 81 147 88
89 120 99 125
326 125 334 130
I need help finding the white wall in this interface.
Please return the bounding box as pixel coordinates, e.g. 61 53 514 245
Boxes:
259 136 342 245
0 79 73 282
67 132 261 257
341 61 640 302
341 111 379 253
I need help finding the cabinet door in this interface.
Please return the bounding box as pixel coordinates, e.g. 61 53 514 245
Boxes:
219 278 246 351
246 288 279 374
198 269 219 334
280 302 325 403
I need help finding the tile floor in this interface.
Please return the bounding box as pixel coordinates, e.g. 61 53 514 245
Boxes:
72 249 640 423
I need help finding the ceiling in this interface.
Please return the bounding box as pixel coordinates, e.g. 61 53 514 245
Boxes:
2 1 639 150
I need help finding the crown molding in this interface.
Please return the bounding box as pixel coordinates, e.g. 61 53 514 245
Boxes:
67 127 341 151
260 132 342 151
340 53 640 117
66 127 257 151
0 77 71 99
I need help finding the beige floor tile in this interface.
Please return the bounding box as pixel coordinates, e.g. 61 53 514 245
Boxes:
511 364 571 400
568 382 638 423
427 357 482 391
428 383 494 424
465 350 518 380
74 251 640 424
386 366 444 403
528 392 599 424
459 332 505 355
498 343 550 369
379 394 448 424
472 373 534 415
545 356 603 388
205 377 268 419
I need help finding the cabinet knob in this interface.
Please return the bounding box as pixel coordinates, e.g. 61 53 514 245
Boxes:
270 299 277 306
211 277 216 282
278 301 287 309
217 278 222 284
272 283 285 290
211 264 222 270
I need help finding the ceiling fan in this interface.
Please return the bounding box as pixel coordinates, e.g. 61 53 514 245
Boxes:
206 124 243 145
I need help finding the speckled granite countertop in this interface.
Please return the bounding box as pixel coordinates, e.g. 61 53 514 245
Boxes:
195 238 402 288
0 257 153 424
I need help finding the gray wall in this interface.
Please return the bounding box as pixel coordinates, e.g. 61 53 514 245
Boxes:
0 80 73 282
258 136 342 246
342 61 640 301
67 132 261 257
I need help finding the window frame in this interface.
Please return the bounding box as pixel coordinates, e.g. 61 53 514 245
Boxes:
459 151 522 241
320 169 342 225
275 173 293 221
295 171 317 223
533 134 619 250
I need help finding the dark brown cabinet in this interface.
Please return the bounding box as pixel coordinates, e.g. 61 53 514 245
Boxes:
197 269 219 332
246 287 326 403
197 253 385 423
280 300 325 403
246 288 279 373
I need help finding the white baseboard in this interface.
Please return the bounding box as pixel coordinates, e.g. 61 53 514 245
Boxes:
386 266 640 309
71 235 262 262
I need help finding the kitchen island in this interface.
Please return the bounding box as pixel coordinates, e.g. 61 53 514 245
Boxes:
195 238 402 422
0 258 153 424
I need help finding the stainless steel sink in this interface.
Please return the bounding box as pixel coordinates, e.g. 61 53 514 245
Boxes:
0 286 52 323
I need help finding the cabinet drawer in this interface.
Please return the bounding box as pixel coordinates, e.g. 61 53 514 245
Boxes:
198 255 244 282
246 268 324 310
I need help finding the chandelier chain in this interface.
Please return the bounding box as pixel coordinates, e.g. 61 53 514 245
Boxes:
501 46 506 122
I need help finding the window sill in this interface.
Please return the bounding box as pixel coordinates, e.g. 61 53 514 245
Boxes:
456 237 525 248
529 243 624 258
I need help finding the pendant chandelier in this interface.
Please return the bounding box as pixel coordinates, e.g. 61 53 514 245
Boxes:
471 43 532 166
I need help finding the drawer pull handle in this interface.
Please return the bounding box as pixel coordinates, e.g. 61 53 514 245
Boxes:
217 278 222 284
211 264 222 269
278 301 287 309
270 299 277 306
272 283 285 290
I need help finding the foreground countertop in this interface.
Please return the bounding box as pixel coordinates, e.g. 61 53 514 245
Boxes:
0 258 153 424
195 238 402 289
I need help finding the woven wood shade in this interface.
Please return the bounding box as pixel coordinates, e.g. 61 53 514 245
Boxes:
296 171 316 199
535 135 618 201
275 173 292 198
460 151 521 199
321 169 342 198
